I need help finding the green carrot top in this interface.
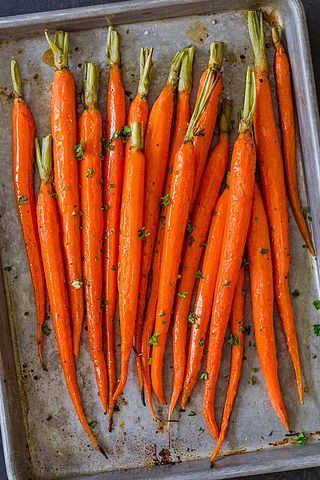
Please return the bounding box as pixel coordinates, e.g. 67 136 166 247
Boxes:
238 66 256 134
106 25 121 67
45 30 69 69
83 62 100 108
178 46 195 93
35 135 53 183
248 11 268 72
138 47 154 98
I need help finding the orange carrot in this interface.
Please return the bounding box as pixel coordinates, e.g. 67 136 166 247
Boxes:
126 47 153 146
210 268 245 465
191 42 225 205
150 69 220 405
113 122 145 401
11 60 46 369
181 187 229 410
204 67 256 439
247 182 289 429
104 26 126 429
248 11 303 403
35 135 106 457
45 30 84 358
272 27 315 256
140 48 194 419
135 48 187 392
169 98 231 421
79 63 108 412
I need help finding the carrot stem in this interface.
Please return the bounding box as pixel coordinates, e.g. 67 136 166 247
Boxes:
178 46 195 93
138 47 153 97
208 41 226 70
83 62 100 107
247 11 268 72
35 135 53 183
106 26 121 67
44 29 69 69
239 66 256 133
11 60 23 98
167 49 186 87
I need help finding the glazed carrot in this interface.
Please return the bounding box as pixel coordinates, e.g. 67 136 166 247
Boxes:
248 11 303 403
204 67 256 439
169 99 231 421
191 42 225 205
35 135 106 457
181 188 229 410
104 26 126 430
210 268 245 466
247 182 289 430
79 63 108 412
126 47 153 146
11 60 46 369
135 47 186 392
140 48 194 419
113 122 145 401
272 27 315 256
151 68 220 405
45 31 84 358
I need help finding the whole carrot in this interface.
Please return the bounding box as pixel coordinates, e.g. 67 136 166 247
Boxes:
210 268 245 466
181 188 229 410
248 11 303 403
36 135 106 457
191 42 226 205
11 60 46 369
113 122 145 401
126 47 153 146
151 68 220 405
79 63 108 412
247 182 289 430
135 48 186 392
204 67 256 439
169 99 231 422
140 48 194 419
45 30 84 358
272 27 315 256
104 26 126 430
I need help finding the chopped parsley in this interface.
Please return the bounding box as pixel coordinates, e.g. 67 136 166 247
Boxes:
50 192 58 199
292 289 300 298
138 227 150 239
158 310 165 317
89 420 98 429
18 195 28 205
188 410 196 417
70 280 83 289
199 426 204 433
313 300 320 310
313 324 320 336
161 193 171 207
293 432 308 445
199 371 208 380
4 266 12 272
240 325 251 335
196 270 204 279
242 258 250 267
178 291 188 299
260 248 268 255
42 325 51 336
188 312 196 324
149 332 161 346
226 333 240 347
186 223 193 234
111 265 117 271
199 338 204 347
248 375 256 385
188 236 195 246
74 139 84 159
223 281 231 286
86 168 94 178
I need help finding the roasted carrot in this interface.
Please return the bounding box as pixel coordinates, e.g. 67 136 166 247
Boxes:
140 48 194 419
35 135 106 457
113 122 145 401
169 98 231 421
204 67 256 439
11 60 46 370
104 26 126 430
191 42 225 205
79 63 108 412
135 48 186 392
126 47 153 146
210 268 245 466
247 182 289 429
248 11 303 403
272 27 315 256
150 68 220 405
45 30 84 358
181 187 229 410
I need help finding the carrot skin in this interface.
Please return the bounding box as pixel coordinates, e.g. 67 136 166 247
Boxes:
51 68 84 358
141 88 191 419
210 268 245 465
204 130 256 439
12 94 46 369
113 123 145 401
169 125 229 418
37 180 103 453
273 35 315 256
80 102 108 412
104 63 126 427
151 141 195 405
192 75 222 205
247 182 289 430
181 188 228 409
254 70 303 404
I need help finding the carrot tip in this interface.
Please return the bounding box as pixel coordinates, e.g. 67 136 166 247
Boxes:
99 446 108 459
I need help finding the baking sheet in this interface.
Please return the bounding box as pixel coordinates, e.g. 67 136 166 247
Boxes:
0 1 319 479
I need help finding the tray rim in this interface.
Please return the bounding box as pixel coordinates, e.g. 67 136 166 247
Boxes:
0 0 320 479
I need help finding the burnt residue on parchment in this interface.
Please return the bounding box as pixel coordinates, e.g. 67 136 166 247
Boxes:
186 21 208 44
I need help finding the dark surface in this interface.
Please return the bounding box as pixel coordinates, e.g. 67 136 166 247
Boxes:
1 1 320 479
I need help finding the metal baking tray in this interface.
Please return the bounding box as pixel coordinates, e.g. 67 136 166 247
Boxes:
0 0 319 479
